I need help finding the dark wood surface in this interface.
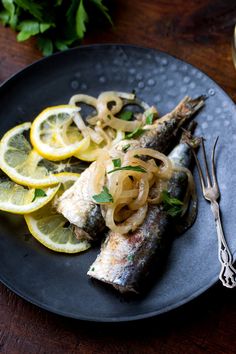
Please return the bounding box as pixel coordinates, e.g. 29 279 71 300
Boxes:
1 1 236 353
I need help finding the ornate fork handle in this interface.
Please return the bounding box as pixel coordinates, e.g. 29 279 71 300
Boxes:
211 200 236 288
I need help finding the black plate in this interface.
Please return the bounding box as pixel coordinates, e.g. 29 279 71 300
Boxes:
0 44 236 322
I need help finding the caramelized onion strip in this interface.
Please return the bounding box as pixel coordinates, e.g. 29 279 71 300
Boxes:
105 204 148 235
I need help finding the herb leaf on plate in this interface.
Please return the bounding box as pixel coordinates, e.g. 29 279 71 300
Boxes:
118 111 133 121
161 190 183 217
108 165 147 174
92 186 113 203
112 158 121 168
125 127 145 139
32 188 47 202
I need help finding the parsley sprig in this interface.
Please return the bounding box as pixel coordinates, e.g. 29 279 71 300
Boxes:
125 127 145 139
108 165 146 174
112 158 121 168
0 0 112 56
92 186 113 203
118 111 133 121
32 188 47 202
161 190 183 217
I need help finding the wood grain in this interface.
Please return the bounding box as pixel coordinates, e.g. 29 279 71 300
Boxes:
1 0 236 353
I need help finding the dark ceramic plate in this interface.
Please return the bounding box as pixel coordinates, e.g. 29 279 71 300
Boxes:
0 45 236 322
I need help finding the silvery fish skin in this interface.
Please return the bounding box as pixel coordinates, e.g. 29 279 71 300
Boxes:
56 96 204 241
87 134 197 293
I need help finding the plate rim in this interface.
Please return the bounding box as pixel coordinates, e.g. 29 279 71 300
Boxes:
1 42 235 108
0 43 235 322
0 272 219 322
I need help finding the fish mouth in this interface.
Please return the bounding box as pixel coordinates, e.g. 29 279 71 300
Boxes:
184 95 206 114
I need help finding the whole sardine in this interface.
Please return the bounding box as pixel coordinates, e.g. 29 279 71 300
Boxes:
56 96 204 241
87 131 200 293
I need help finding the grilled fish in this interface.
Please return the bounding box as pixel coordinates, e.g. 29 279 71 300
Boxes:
87 131 200 293
56 96 204 241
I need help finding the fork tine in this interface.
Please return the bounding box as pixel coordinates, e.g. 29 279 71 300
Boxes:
191 146 206 193
201 138 212 187
211 136 219 193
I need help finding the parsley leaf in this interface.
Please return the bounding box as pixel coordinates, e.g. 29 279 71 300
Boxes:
0 0 112 55
122 144 130 152
54 39 69 51
90 0 113 25
118 111 133 121
32 189 47 202
0 10 9 25
75 0 88 39
37 36 53 56
127 254 134 262
14 0 44 21
17 20 53 42
146 113 154 125
92 186 113 203
112 158 121 168
125 127 145 139
161 190 183 217
108 165 146 174
2 0 17 28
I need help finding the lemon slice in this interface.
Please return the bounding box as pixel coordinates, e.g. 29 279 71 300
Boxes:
30 105 90 161
75 130 125 162
0 123 84 188
74 140 103 162
25 173 90 253
0 177 60 214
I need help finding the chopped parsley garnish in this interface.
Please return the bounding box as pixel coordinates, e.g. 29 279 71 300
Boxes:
161 190 183 217
32 189 47 202
112 158 121 168
125 127 145 139
127 254 134 262
108 165 146 174
118 111 133 121
92 186 113 203
122 144 130 152
146 113 154 125
107 114 112 120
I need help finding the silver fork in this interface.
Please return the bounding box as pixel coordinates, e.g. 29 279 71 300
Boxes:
191 137 236 288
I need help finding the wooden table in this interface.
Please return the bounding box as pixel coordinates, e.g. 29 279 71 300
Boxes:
1 1 236 353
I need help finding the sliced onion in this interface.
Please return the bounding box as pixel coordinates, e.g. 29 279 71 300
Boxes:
97 91 123 115
69 94 97 108
90 152 110 196
129 176 149 210
95 126 112 146
115 91 136 100
73 112 103 144
105 115 141 132
148 180 168 204
105 204 148 235
86 91 145 132
111 130 125 146
125 148 173 179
